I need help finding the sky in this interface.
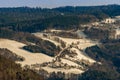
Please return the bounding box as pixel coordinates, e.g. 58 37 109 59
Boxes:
0 0 120 8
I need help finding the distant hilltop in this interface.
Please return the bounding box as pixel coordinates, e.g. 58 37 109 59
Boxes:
0 4 120 33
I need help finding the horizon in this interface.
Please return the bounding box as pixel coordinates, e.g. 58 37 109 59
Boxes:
0 4 119 9
0 0 120 8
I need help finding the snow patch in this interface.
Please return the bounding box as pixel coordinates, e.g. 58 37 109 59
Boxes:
0 39 53 66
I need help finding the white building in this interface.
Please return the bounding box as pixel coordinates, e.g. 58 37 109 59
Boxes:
91 22 99 26
103 18 116 24
115 28 120 39
109 28 120 39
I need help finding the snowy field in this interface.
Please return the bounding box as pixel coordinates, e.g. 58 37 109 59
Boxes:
34 30 98 63
0 38 85 74
0 29 99 74
0 39 53 66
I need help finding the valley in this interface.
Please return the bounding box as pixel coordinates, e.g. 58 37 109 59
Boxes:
0 5 120 80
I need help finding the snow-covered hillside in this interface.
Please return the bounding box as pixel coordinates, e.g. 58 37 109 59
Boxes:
0 39 53 66
0 29 99 74
0 39 83 74
33 30 98 61
33 30 99 73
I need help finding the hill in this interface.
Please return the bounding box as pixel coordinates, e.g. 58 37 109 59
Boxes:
0 4 120 32
0 48 44 80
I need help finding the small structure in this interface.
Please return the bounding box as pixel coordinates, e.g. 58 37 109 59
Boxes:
109 28 120 39
103 18 116 24
115 28 120 39
91 22 99 26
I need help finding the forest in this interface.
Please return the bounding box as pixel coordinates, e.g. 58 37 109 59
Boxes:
0 4 120 32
